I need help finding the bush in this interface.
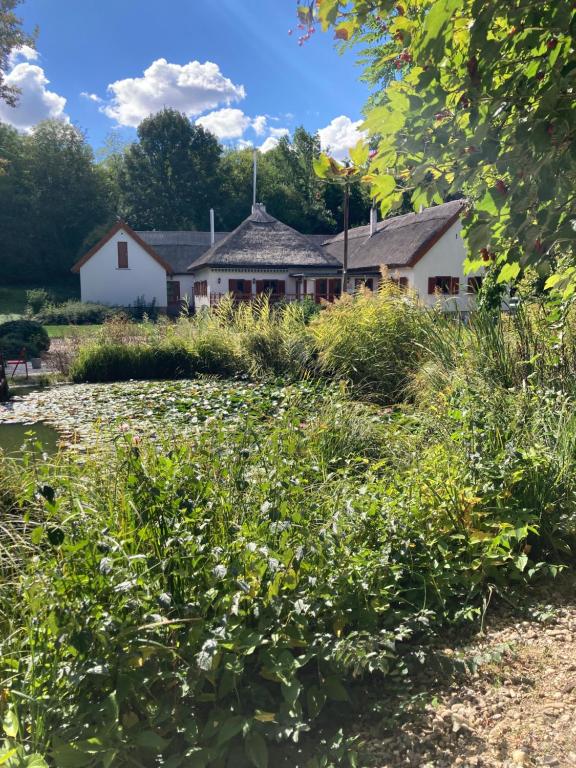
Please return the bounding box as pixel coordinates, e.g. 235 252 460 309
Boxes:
70 339 198 383
0 319 50 358
310 281 426 403
35 301 119 325
25 288 52 314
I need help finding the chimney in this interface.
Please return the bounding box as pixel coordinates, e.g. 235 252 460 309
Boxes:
210 208 215 246
369 206 378 237
252 202 266 214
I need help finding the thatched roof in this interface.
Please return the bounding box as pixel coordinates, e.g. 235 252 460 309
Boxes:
136 230 228 274
322 200 466 272
189 205 341 271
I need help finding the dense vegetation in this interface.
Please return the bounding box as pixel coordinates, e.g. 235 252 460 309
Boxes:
302 0 576 290
0 318 50 358
1 285 575 766
0 113 371 284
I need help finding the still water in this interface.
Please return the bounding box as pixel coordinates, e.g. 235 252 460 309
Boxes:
0 422 59 457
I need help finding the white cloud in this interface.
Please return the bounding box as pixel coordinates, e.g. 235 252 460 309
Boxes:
252 115 267 136
196 108 251 140
80 91 103 104
258 127 289 153
8 45 38 68
0 62 67 131
269 127 289 139
259 137 279 153
318 115 366 160
102 58 246 127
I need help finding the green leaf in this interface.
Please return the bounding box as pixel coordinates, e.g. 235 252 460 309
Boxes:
497 262 521 283
215 715 245 746
23 757 49 768
0 750 18 766
322 676 349 702
306 685 327 719
245 732 268 768
3 710 18 739
349 140 369 168
134 731 170 751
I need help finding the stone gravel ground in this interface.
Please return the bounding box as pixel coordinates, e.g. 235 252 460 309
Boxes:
356 574 576 768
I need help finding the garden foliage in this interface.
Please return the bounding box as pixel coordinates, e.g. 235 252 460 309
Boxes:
1 288 576 766
0 319 50 358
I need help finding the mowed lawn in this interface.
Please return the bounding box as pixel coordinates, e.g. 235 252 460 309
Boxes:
44 325 101 339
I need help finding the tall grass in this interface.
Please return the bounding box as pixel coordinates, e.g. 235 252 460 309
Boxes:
310 281 428 403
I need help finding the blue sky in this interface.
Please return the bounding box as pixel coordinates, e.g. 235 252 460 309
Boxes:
0 0 371 158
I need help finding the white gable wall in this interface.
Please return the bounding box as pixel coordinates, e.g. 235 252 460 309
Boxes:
410 219 480 310
80 228 168 308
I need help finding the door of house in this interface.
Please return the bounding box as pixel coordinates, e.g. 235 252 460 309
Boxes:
167 281 181 314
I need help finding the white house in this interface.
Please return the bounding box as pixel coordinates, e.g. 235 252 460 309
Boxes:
322 199 482 311
188 204 341 309
71 221 227 313
73 200 480 313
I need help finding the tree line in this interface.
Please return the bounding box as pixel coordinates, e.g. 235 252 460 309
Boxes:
0 108 372 283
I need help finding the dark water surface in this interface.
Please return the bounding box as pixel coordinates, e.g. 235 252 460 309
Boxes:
0 422 59 457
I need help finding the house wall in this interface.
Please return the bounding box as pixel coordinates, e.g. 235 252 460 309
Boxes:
189 268 335 310
352 220 482 311
172 274 195 307
80 228 168 308
410 219 480 310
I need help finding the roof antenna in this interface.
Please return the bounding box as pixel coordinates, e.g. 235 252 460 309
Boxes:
252 149 258 214
210 208 215 246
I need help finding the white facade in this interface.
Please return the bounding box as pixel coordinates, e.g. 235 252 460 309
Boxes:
79 228 168 308
352 220 482 311
189 267 334 310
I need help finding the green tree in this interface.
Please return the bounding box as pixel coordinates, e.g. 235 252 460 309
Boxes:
117 108 222 231
301 0 576 289
0 0 33 107
0 119 112 281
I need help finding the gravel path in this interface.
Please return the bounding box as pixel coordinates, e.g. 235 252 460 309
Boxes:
358 575 576 768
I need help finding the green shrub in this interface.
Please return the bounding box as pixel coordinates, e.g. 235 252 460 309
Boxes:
70 339 198 383
35 301 119 325
0 319 50 358
25 288 52 314
189 330 245 377
310 281 426 403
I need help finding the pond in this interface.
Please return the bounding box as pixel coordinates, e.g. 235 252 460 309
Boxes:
0 378 320 451
0 422 59 457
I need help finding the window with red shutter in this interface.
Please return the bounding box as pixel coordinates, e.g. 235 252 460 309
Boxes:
255 280 264 294
467 276 483 294
428 276 452 294
117 241 128 269
276 280 285 296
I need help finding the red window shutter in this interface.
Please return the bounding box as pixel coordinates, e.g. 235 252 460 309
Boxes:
428 277 436 294
117 241 128 269
277 280 285 296
255 280 264 294
228 279 237 294
244 281 252 296
451 277 460 295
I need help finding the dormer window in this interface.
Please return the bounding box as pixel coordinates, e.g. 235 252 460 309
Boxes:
117 241 128 269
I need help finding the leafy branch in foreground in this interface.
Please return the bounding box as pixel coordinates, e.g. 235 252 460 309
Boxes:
300 0 576 288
